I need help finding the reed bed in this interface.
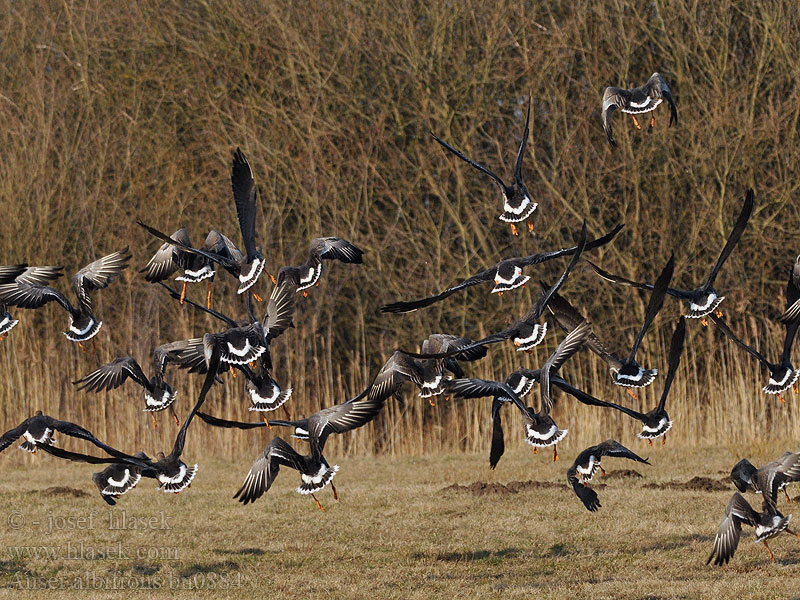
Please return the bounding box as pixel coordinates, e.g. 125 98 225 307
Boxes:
0 0 799 462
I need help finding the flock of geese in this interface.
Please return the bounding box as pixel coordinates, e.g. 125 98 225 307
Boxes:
0 74 798 567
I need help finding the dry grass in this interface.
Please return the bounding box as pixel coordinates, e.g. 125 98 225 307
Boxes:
2 445 800 598
0 0 800 460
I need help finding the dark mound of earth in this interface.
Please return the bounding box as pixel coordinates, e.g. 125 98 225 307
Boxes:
441 480 605 496
603 469 643 479
40 486 90 498
643 476 730 492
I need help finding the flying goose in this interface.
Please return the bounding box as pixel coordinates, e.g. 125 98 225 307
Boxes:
431 95 535 235
0 249 131 346
0 266 64 337
602 72 677 146
381 222 620 313
587 189 754 322
567 440 650 512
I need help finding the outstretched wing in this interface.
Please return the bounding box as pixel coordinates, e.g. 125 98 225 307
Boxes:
430 132 507 190
0 422 29 454
308 396 386 455
489 397 505 470
513 95 531 183
540 321 590 414
168 343 222 460
262 279 296 343
656 317 686 413
72 248 132 312
233 437 304 505
568 466 601 511
645 73 678 127
518 223 623 267
368 351 424 403
585 258 689 299
380 266 496 313
138 221 238 268
445 378 527 415
520 221 587 322
311 237 364 264
231 148 259 261
709 314 769 367
594 439 650 464
601 87 628 146
550 375 646 421
627 254 674 363
0 265 27 283
545 290 616 363
15 266 64 285
706 493 758 566
0 282 74 313
141 229 191 282
196 411 273 430
702 189 754 289
73 356 150 393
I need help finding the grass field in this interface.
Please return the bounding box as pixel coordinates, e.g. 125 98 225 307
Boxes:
2 442 800 599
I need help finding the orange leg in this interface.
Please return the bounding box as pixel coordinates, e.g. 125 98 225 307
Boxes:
78 342 88 353
780 394 786 404
700 317 709 327
302 290 309 298
268 272 277 285
527 221 534 233
662 433 667 445
151 413 158 429
649 114 655 129
206 283 213 309
180 281 187 305
510 223 519 236
600 466 606 477
262 415 272 430
552 445 559 462
715 309 723 318
648 439 653 447
0 333 7 341
253 292 263 302
497 291 504 297
625 388 638 401
428 397 436 407
315 281 320 287
763 540 775 562
331 482 339 501
632 114 642 130
229 365 237 378
312 494 325 512
532 447 538 455
170 406 180 427
785 489 792 504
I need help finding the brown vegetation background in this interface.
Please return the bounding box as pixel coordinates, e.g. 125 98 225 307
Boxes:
1 0 799 463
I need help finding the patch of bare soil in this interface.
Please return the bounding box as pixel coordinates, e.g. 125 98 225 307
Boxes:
642 476 730 492
603 469 643 479
39 486 90 498
441 480 606 496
